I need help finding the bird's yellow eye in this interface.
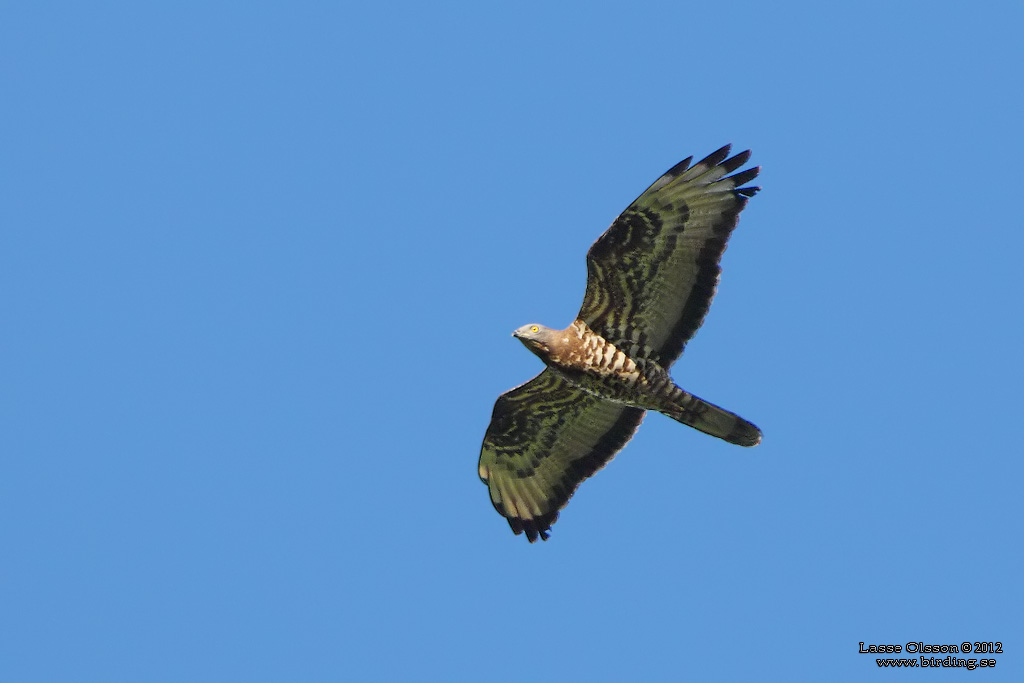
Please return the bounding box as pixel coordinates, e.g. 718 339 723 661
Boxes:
530 325 539 333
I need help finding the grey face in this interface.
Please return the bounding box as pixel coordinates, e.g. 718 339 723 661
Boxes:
513 324 552 354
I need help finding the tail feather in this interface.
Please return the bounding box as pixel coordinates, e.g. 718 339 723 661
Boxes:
662 389 761 447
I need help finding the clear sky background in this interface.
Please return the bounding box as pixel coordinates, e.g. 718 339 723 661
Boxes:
3 2 1022 681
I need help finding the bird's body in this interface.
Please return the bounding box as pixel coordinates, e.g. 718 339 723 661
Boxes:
479 145 762 542
515 321 644 402
515 320 760 446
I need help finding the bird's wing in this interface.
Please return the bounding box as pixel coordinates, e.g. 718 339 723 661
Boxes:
578 145 759 367
478 369 645 542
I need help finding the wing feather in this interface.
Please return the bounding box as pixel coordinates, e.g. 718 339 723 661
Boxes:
478 369 645 542
578 145 759 366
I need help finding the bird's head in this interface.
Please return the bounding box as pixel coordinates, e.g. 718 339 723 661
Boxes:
513 323 556 356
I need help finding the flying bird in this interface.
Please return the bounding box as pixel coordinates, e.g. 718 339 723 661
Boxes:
478 144 762 542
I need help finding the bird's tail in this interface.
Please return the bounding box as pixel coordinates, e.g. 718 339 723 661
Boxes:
661 387 762 447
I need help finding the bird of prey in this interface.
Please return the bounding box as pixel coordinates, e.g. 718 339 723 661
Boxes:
478 144 762 542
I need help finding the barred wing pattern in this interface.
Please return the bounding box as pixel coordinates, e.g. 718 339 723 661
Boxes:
579 145 759 367
478 369 644 542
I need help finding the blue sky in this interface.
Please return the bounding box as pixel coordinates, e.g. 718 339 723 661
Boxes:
3 2 1023 681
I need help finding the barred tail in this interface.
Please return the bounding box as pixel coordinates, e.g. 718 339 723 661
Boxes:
662 388 762 447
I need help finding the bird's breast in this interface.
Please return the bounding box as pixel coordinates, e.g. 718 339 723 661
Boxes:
550 324 640 381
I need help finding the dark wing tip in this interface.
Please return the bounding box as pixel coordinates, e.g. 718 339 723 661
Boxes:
728 165 760 187
510 516 554 543
664 155 694 178
698 147 760 197
697 144 733 169
720 148 752 174
725 161 760 199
